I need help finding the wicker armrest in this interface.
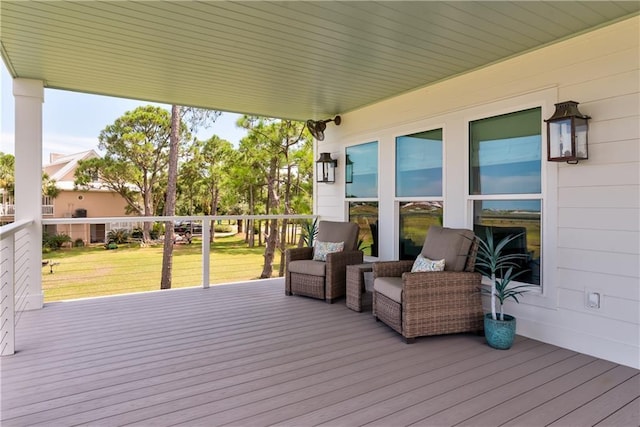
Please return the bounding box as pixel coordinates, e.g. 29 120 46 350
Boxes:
373 260 414 279
325 250 364 300
325 250 364 267
401 271 482 298
286 246 313 262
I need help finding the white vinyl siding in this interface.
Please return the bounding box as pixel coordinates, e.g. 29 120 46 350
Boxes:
316 17 639 368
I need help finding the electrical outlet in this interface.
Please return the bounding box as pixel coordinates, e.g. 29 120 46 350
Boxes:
586 291 601 309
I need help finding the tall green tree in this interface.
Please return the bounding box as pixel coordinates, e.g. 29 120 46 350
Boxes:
160 105 182 290
75 105 188 241
189 135 235 239
237 116 311 278
0 152 15 195
161 107 221 290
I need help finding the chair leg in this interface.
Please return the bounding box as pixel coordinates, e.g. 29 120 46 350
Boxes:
404 337 416 344
285 291 292 296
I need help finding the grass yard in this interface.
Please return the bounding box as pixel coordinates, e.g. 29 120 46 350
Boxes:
41 234 282 302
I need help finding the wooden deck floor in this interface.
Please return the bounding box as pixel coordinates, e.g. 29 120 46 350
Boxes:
1 279 638 427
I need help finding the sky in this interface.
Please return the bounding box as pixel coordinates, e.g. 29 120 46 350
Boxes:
1 63 248 163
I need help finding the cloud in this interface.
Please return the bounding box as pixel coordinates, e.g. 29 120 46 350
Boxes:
0 131 101 162
43 133 100 155
0 131 15 154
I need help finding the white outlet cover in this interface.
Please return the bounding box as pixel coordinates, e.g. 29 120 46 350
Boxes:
586 291 601 309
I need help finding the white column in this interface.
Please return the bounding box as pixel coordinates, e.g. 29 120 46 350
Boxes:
13 78 44 310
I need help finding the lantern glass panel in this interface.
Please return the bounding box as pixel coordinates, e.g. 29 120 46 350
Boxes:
549 118 572 159
575 118 588 159
316 160 335 183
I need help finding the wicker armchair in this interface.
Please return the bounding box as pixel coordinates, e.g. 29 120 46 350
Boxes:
372 226 483 343
286 221 363 303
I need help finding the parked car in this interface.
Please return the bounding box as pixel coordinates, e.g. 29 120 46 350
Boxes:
174 221 202 235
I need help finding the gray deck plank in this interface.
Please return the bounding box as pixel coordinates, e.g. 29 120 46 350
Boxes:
502 365 640 426
455 358 618 426
1 279 638 427
595 396 640 427
360 348 579 426
548 374 640 426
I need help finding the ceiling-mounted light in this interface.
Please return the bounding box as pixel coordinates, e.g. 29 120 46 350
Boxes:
306 116 342 141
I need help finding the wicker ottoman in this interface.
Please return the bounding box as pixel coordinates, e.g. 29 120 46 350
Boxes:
346 263 374 312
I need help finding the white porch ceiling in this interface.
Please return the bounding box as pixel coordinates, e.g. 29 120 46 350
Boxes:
1 1 638 121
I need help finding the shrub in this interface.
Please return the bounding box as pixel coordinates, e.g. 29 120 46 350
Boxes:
43 233 72 250
74 238 85 247
214 224 233 233
106 229 130 244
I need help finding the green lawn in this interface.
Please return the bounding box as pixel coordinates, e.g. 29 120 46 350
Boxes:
41 234 283 302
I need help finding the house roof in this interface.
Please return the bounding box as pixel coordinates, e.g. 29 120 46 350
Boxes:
43 150 98 183
1 2 638 121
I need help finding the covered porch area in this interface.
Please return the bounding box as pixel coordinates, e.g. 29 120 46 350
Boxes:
2 279 638 426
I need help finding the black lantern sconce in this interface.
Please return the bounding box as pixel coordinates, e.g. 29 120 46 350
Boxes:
345 154 353 184
545 101 590 164
316 152 337 183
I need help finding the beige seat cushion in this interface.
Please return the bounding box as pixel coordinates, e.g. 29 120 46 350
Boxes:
374 277 403 303
421 226 475 272
288 259 326 277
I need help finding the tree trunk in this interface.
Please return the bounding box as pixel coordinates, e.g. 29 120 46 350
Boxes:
278 162 293 276
160 105 180 290
142 174 153 242
209 185 219 243
247 185 255 247
261 218 278 278
278 218 288 277
260 158 279 278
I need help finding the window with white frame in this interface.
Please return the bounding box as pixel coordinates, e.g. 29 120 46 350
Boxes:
346 142 378 256
469 108 542 285
396 128 444 260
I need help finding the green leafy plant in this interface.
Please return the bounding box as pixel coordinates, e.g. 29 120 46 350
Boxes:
301 218 318 247
357 238 370 252
42 233 72 250
475 228 535 321
106 229 130 244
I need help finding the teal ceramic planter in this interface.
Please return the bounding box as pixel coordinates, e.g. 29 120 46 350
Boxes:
484 313 516 349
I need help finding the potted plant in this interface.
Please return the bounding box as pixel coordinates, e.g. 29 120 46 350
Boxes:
475 228 535 349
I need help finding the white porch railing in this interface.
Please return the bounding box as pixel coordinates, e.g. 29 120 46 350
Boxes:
0 219 34 356
1 204 54 217
1 214 315 356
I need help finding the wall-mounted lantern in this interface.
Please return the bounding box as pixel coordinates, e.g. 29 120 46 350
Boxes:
545 101 590 164
316 152 337 183
345 154 353 184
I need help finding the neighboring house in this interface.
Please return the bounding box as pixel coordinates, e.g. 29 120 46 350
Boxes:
6 150 132 244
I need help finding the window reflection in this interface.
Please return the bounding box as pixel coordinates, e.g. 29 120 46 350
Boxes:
396 129 442 197
473 200 541 286
399 201 443 260
470 108 541 195
349 202 378 257
346 142 378 198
